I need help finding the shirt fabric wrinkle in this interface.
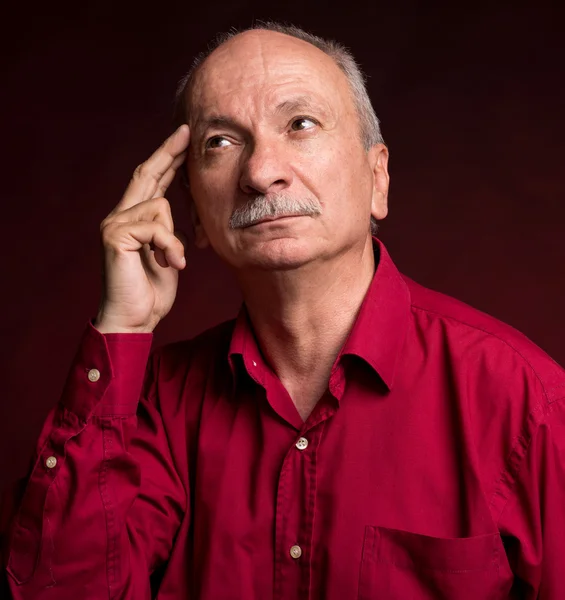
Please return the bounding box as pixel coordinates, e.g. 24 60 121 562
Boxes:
2 238 565 599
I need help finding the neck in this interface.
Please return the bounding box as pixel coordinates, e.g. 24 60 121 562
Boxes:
236 236 376 419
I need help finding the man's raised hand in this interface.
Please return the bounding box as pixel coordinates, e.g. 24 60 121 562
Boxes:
94 125 190 334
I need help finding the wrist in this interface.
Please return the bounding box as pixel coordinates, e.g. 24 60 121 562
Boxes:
93 317 156 335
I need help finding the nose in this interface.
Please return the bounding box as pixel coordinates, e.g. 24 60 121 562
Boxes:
239 138 293 195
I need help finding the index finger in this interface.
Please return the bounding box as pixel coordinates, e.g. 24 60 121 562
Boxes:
119 124 190 211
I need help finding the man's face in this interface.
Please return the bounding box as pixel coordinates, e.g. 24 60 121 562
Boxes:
186 30 389 270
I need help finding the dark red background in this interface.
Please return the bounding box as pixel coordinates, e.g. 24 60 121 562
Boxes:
1 2 564 492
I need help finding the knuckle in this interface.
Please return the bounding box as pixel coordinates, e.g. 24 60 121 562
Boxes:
100 220 120 244
134 162 159 183
150 198 174 228
132 163 145 180
154 196 171 213
100 216 113 234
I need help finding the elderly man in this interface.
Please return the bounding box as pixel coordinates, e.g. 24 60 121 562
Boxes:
2 22 564 600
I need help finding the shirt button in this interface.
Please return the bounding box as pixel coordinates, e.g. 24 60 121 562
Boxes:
45 456 57 469
87 368 101 382
295 437 308 451
289 545 302 559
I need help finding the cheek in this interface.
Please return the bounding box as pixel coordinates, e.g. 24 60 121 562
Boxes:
333 139 373 193
296 142 347 194
188 165 234 228
300 140 371 211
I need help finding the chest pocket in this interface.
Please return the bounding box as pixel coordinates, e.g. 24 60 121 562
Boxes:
358 526 513 600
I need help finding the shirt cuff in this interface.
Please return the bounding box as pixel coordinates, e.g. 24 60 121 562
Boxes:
60 321 153 421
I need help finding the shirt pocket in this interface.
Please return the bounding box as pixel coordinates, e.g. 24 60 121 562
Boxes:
358 525 513 600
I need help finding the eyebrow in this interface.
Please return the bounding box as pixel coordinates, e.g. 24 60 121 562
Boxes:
196 116 239 134
194 95 331 138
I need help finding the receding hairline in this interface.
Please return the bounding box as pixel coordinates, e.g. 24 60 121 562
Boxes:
174 22 384 146
200 27 337 64
183 28 352 121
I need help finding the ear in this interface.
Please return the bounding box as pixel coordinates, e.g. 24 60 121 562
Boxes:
188 196 210 250
368 143 390 221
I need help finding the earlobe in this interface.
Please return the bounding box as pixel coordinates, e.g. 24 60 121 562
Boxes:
370 144 390 221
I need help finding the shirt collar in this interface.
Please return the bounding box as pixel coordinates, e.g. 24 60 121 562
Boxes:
339 238 410 390
228 304 262 385
228 238 411 391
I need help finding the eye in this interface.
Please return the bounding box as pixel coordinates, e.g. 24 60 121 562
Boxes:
290 117 318 131
205 136 232 150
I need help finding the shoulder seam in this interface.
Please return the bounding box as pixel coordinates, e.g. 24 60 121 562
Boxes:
410 303 553 403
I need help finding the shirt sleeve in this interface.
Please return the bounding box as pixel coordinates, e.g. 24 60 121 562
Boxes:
1 321 187 599
498 396 565 599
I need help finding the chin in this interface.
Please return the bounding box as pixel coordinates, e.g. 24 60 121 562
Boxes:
233 236 324 271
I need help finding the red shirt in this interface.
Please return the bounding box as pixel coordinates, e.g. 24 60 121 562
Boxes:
2 239 565 599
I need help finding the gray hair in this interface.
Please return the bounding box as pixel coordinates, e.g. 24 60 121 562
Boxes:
173 21 383 235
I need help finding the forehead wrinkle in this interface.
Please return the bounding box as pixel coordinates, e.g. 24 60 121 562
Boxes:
189 32 352 132
193 91 337 142
275 95 333 118
193 81 338 129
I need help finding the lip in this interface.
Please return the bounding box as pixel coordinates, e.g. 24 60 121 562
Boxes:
245 214 305 228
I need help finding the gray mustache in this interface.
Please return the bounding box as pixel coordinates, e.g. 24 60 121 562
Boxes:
229 194 322 229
